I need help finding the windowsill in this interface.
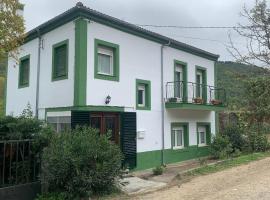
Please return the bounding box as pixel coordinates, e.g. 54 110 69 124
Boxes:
52 75 68 82
18 83 29 89
198 144 207 147
173 146 184 150
95 72 119 82
136 105 151 111
97 72 114 76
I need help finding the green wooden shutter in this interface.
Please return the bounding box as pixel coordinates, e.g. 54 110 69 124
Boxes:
171 130 175 149
206 125 211 145
71 111 90 129
184 125 189 147
121 112 137 169
55 44 67 77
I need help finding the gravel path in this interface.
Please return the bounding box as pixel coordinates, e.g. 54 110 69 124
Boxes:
131 157 270 200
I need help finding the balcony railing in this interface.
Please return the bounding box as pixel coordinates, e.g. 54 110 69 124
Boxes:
165 81 226 106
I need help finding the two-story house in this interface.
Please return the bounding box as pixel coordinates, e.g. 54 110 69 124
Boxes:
5 2 226 170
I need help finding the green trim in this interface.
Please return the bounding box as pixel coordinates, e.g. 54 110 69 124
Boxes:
136 79 151 110
45 105 125 119
171 122 189 149
174 60 187 102
135 146 210 170
18 55 30 88
24 6 219 61
94 39 120 81
52 39 69 81
165 102 225 111
196 122 211 146
74 18 87 106
195 66 207 103
3 54 8 115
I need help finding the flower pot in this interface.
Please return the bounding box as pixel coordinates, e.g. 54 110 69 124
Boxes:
193 97 203 104
168 97 178 103
211 99 222 105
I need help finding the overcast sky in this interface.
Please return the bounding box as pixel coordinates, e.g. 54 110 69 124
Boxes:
20 0 255 61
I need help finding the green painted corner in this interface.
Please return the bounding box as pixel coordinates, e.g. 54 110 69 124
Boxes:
135 79 151 110
135 146 210 171
94 38 120 82
74 18 88 106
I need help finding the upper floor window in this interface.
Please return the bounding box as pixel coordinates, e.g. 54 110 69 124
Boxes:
18 55 30 88
136 79 151 110
94 39 119 81
52 40 69 81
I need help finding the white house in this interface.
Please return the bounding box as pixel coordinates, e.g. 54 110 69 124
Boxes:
5 2 226 170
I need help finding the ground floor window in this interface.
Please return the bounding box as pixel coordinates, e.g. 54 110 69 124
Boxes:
47 116 71 133
197 123 211 146
171 123 189 149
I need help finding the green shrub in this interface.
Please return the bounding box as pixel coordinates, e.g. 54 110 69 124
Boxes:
35 192 65 200
210 134 233 159
41 127 123 199
246 130 269 152
152 166 164 175
222 125 245 152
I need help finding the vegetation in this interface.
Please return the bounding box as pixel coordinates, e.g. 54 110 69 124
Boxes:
41 127 123 199
152 166 164 175
188 152 270 176
216 61 270 111
0 0 25 60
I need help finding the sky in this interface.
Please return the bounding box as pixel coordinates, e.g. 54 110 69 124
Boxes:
20 0 255 61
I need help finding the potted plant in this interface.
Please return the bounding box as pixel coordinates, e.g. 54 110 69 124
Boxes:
168 97 178 103
193 97 204 104
211 99 222 105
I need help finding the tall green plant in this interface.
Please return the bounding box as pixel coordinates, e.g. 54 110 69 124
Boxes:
41 127 123 199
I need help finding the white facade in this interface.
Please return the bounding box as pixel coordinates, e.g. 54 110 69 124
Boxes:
6 6 221 169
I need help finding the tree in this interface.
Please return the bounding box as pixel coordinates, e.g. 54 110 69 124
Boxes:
228 0 270 67
245 77 270 131
0 0 25 61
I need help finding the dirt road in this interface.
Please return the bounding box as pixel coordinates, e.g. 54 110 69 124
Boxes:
132 157 270 200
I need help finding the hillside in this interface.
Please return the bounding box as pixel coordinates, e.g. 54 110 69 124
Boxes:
216 61 270 111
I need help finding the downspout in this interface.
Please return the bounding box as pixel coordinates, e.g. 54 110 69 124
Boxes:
35 29 41 118
161 40 171 165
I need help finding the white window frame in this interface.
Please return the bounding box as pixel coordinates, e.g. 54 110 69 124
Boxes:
172 127 184 149
138 84 146 107
97 47 114 76
198 126 207 147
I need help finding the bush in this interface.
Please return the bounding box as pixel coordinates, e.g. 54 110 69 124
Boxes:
246 130 269 152
41 127 123 199
152 166 164 175
35 193 65 200
222 125 246 152
210 134 233 159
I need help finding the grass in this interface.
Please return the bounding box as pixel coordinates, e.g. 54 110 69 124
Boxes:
187 152 270 176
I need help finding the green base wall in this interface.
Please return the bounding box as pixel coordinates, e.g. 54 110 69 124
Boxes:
136 145 210 171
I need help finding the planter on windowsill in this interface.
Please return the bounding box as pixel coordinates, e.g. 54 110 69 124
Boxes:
168 97 178 103
193 97 204 104
211 99 222 105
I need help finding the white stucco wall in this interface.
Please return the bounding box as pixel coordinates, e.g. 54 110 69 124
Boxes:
6 18 217 153
6 39 39 116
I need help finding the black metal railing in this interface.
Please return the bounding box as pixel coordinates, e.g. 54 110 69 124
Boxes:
0 139 40 188
165 81 226 106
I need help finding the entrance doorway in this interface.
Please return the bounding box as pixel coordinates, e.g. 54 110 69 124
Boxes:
90 112 120 144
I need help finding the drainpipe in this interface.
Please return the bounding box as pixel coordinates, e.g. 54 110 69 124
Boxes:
161 40 171 165
35 29 41 119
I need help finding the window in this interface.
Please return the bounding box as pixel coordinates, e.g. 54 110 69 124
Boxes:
94 39 119 81
172 127 184 149
196 71 203 98
47 116 71 133
18 55 30 88
195 67 207 100
52 40 68 81
171 123 189 149
138 85 145 107
174 60 187 102
197 124 210 147
136 79 151 110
